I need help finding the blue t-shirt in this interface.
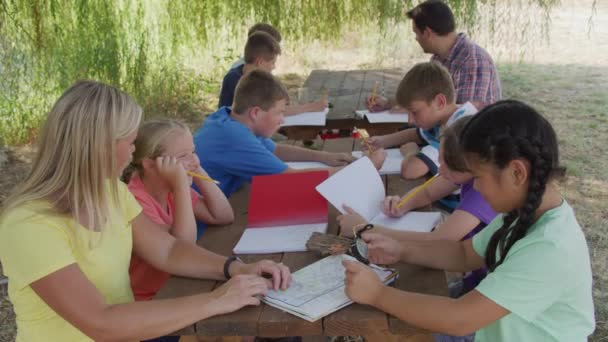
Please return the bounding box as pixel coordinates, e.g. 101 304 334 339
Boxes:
193 106 288 199
416 102 478 210
218 65 244 109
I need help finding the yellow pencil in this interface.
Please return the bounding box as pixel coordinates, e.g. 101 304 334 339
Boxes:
356 128 374 153
370 81 379 107
395 174 438 209
186 171 220 185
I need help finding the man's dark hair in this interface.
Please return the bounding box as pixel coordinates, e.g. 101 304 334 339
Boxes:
406 0 456 36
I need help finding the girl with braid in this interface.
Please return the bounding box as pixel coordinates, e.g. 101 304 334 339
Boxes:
340 100 595 341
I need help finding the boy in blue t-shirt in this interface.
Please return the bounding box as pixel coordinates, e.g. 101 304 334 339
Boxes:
229 22 282 70
197 70 387 198
218 31 327 115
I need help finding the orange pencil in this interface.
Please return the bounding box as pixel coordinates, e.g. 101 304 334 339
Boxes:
370 81 379 108
395 175 438 209
186 171 220 185
356 128 374 153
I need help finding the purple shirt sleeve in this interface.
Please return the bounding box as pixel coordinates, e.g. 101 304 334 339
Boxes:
457 180 497 226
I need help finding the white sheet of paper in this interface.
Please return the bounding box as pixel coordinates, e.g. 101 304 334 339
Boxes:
281 108 329 127
370 211 442 232
355 109 408 123
285 161 331 170
233 223 327 254
263 254 396 322
315 157 385 221
352 148 403 175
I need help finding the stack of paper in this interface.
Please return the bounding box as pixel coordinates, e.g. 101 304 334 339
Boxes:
355 109 408 123
262 254 397 322
233 223 327 254
315 157 441 232
233 171 330 254
281 108 329 127
352 148 403 175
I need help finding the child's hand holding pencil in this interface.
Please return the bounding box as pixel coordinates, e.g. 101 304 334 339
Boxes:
366 81 390 112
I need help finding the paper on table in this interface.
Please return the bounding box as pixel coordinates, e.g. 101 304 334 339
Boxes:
316 156 441 233
233 223 327 254
263 254 397 322
370 211 442 233
286 161 331 170
352 148 403 175
315 157 385 221
281 108 329 127
355 109 408 123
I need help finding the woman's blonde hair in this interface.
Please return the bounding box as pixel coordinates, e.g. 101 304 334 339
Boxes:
1 80 142 232
122 119 189 182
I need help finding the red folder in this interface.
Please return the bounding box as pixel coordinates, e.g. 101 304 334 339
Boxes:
247 171 329 228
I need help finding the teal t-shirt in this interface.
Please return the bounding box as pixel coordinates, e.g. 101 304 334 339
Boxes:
472 200 595 341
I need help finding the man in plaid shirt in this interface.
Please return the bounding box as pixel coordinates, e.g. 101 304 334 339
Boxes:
408 0 501 109
366 0 501 112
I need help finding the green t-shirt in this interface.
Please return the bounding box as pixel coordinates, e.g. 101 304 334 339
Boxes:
472 200 595 341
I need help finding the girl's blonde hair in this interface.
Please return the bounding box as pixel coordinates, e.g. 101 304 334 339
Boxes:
1 80 142 232
122 119 189 182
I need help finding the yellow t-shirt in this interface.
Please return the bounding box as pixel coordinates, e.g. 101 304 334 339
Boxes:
0 182 142 342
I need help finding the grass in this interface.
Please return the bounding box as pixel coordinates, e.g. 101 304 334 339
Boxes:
498 63 608 340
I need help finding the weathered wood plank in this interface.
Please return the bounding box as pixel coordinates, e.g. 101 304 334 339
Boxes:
302 69 329 89
196 184 275 336
322 137 390 336
256 139 327 337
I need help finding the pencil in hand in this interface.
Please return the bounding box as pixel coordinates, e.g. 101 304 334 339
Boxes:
395 174 438 209
356 128 374 153
186 171 220 184
370 81 379 108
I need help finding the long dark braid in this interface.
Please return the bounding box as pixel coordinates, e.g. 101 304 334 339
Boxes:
460 100 565 272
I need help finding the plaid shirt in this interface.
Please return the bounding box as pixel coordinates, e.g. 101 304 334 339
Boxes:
432 33 502 108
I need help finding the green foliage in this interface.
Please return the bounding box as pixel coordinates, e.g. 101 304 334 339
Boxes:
0 0 561 145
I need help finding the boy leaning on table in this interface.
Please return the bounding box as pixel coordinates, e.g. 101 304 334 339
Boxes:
195 70 387 198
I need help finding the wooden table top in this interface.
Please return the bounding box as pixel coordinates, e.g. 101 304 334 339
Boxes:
282 69 408 140
155 138 448 339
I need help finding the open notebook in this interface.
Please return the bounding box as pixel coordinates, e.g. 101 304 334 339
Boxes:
355 109 408 123
281 108 329 127
233 171 329 254
315 157 442 232
263 254 398 322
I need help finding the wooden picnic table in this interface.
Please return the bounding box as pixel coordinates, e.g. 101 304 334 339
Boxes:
155 138 448 341
282 69 408 141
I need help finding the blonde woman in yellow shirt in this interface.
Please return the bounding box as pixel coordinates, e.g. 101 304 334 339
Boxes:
0 80 291 342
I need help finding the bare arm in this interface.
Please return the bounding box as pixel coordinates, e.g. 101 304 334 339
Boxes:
401 156 430 180
170 184 197 242
274 144 339 163
132 212 227 279
402 238 484 272
365 233 484 273
373 287 509 336
369 128 423 149
192 176 234 226
284 101 326 117
30 264 228 341
364 210 481 243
